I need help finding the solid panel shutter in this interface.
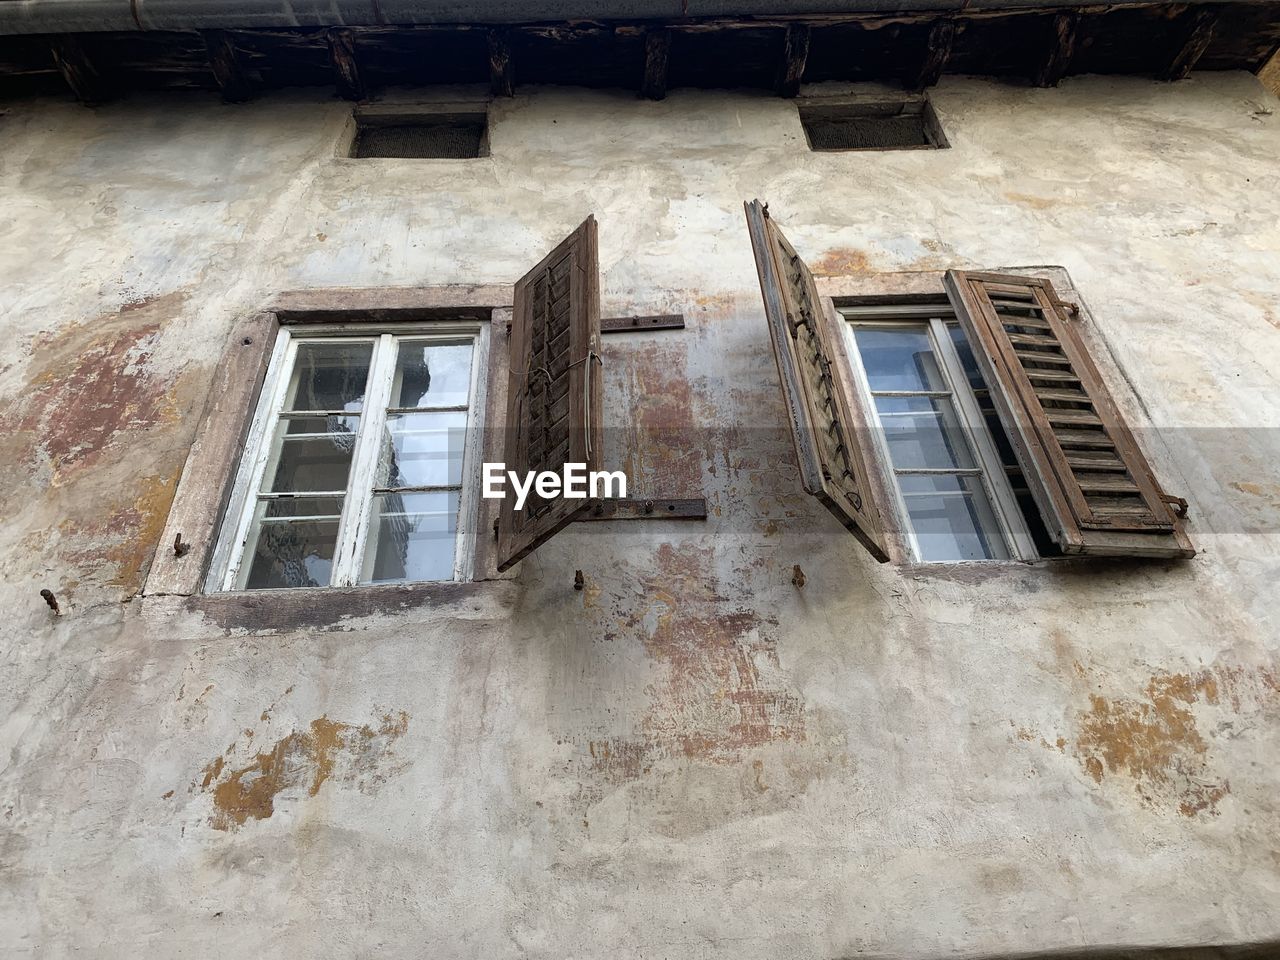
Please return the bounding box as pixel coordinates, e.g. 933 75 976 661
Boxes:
744 200 890 562
497 216 602 571
943 270 1193 558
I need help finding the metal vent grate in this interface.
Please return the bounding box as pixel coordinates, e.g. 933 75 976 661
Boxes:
351 113 488 159
798 98 948 152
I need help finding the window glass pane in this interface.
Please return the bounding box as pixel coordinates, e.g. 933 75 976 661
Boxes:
393 340 473 408
283 413 361 436
948 324 1059 556
285 341 374 412
263 427 357 493
261 496 344 519
853 326 947 392
874 396 975 470
899 474 1009 561
362 491 459 584
244 516 340 588
375 411 467 488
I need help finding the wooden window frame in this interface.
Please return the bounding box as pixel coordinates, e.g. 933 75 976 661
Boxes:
839 304 1040 562
143 285 516 602
815 268 1191 565
207 323 490 592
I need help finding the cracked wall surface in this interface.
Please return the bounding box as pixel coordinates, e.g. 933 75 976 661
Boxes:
1 73 1279 959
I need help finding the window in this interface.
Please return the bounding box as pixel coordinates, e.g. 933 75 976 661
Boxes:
797 96 948 152
841 300 1055 562
349 107 489 159
745 200 1194 563
210 325 487 591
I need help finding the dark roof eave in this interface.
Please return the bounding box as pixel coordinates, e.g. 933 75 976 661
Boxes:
0 0 1253 37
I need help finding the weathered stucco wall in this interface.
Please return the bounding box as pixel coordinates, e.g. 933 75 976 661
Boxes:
1 72 1279 958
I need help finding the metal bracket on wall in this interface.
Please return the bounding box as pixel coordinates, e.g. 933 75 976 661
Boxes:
601 314 685 333
575 498 707 521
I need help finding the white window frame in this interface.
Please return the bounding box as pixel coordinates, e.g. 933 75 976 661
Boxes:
839 301 1038 562
207 320 490 592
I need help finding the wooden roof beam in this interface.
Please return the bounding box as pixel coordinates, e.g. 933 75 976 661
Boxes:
641 27 671 100
1035 12 1080 87
777 23 810 97
914 17 956 91
50 35 106 104
328 27 365 101
1161 7 1218 80
202 30 253 102
488 27 514 97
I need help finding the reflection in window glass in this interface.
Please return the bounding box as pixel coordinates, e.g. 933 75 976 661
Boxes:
376 411 468 488
263 428 358 494
244 512 341 588
286 341 374 412
898 474 1008 561
225 332 478 590
362 491 460 584
393 341 473 408
848 320 1011 562
853 327 947 392
873 395 974 471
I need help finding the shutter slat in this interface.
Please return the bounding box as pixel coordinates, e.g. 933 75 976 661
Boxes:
1052 428 1116 449
944 270 1193 558
1024 369 1081 383
1014 349 1074 366
1045 409 1103 426
1033 387 1092 402
1006 331 1061 347
1065 453 1127 471
1074 474 1140 494
745 200 890 562
497 216 602 571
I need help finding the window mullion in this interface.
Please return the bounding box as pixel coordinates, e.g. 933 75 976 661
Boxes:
333 334 397 586
216 329 296 591
929 317 1038 560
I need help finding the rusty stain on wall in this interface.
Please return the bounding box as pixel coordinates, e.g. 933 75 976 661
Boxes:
1016 663 1278 818
192 711 410 831
584 543 805 785
812 248 875 275
52 470 182 593
0 292 211 598
2 293 189 481
619 341 706 498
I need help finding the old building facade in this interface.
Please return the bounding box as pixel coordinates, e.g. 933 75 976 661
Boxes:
2 3 1279 957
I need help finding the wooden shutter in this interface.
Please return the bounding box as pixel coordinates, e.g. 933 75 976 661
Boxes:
943 270 1194 559
744 200 890 562
496 216 602 571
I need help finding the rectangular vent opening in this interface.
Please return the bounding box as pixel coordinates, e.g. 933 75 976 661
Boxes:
798 97 948 152
351 111 488 159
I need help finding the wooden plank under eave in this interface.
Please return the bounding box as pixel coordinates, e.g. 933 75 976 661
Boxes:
50 35 106 104
1035 12 1080 87
777 23 810 98
488 28 514 97
202 30 253 103
1161 7 1218 81
914 18 955 91
641 28 671 101
328 28 364 101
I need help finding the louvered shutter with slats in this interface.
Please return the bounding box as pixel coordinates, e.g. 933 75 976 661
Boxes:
496 216 602 571
745 200 890 562
943 270 1193 559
